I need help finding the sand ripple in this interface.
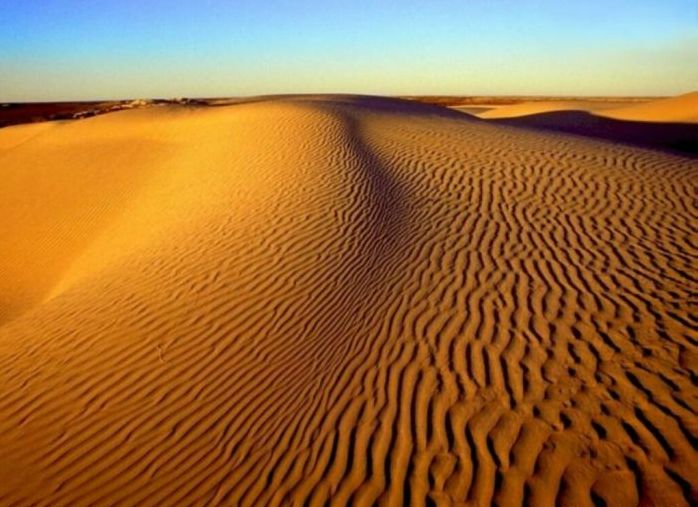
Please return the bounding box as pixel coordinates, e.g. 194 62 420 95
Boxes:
0 96 696 506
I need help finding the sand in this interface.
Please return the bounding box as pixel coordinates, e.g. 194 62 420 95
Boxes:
599 92 698 123
475 100 631 119
467 94 698 154
473 92 698 124
0 95 696 506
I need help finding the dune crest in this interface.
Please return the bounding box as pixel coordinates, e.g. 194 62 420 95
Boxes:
0 96 696 506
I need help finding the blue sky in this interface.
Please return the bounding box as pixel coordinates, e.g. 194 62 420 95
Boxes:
1 0 696 100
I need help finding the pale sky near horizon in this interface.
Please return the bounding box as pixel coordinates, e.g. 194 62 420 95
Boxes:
1 0 696 101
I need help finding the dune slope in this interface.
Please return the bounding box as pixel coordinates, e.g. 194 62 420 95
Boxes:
476 100 631 119
474 93 698 124
599 92 698 123
0 96 696 506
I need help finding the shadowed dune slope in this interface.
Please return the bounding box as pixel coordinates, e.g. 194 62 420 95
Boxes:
485 111 698 155
474 93 698 154
0 96 696 506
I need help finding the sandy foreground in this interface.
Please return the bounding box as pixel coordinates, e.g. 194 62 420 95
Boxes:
0 95 696 506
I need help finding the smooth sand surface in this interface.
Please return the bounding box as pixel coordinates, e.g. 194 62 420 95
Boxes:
0 96 696 506
474 92 698 124
468 94 698 155
599 92 698 123
476 101 631 119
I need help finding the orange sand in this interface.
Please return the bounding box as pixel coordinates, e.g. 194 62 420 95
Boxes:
473 92 698 123
599 92 698 123
474 100 629 119
0 95 696 506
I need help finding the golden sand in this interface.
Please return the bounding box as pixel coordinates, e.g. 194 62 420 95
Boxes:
0 96 696 506
473 92 698 123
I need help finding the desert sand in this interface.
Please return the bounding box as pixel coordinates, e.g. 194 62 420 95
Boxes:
474 101 631 120
0 95 696 506
463 93 698 155
473 92 698 123
599 92 698 123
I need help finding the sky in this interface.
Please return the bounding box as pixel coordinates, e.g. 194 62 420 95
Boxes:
1 0 696 101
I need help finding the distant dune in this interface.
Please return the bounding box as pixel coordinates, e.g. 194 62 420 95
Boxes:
468 93 698 154
475 92 698 124
0 96 696 506
599 92 698 123
475 100 630 119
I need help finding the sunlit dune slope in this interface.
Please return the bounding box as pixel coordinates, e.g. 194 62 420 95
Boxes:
475 92 698 124
476 100 630 119
598 92 698 123
0 96 696 506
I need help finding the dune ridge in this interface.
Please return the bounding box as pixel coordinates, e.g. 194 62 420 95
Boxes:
0 96 696 506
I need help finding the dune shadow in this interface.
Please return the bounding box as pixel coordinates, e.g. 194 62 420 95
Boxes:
489 110 698 156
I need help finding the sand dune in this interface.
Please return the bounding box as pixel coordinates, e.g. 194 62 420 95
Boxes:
599 92 698 123
478 111 698 155
0 96 696 506
471 93 698 154
475 92 698 124
476 100 631 119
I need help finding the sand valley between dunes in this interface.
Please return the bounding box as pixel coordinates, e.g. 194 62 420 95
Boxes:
0 95 696 506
